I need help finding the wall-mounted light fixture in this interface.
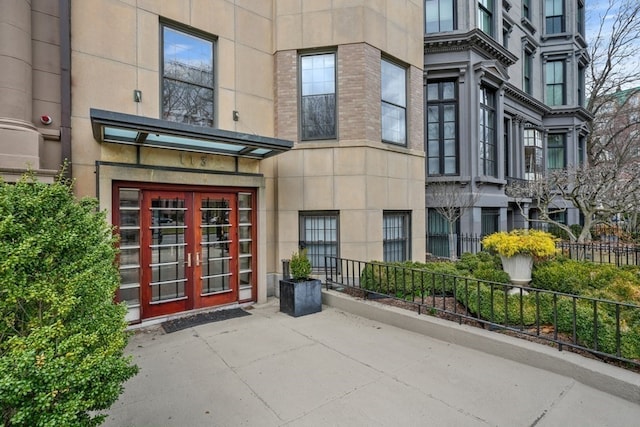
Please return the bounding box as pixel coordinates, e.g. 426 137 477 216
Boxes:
133 90 142 103
233 110 239 121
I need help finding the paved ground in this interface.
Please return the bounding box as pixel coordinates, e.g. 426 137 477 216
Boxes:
104 296 640 427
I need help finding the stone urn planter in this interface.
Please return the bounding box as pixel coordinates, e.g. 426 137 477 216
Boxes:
499 254 533 286
279 248 322 317
482 229 558 290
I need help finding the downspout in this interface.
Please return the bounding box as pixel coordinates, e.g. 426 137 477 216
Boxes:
59 0 72 178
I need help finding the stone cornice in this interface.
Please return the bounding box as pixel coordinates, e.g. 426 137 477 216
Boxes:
545 106 594 122
503 84 550 115
424 29 518 67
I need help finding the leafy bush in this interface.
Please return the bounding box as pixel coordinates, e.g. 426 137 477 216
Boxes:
482 229 557 258
290 248 312 281
360 256 508 299
456 252 510 284
360 261 463 297
533 259 640 300
531 259 592 294
0 174 138 426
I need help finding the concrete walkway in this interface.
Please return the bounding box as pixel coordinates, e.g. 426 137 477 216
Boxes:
104 293 640 427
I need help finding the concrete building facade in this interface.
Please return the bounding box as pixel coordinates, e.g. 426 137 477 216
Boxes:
1 0 426 323
1 0 594 321
424 0 591 255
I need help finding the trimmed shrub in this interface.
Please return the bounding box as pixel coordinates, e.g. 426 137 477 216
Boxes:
0 173 138 426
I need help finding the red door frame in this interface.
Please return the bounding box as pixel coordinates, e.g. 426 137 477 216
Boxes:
113 182 257 320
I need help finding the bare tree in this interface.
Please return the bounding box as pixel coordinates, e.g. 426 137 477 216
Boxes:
427 182 480 260
507 164 640 242
587 0 640 162
163 61 214 127
507 1 640 242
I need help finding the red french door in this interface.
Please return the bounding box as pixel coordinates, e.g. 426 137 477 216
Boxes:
140 191 238 319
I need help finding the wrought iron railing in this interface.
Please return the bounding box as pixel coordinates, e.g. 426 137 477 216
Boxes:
427 233 640 266
323 256 640 369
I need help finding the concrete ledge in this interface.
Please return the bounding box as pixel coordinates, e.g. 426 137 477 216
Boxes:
322 289 640 403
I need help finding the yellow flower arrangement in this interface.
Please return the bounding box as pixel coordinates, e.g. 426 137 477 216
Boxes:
482 229 558 258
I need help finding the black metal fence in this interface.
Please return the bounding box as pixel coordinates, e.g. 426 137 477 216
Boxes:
427 233 640 266
323 256 640 369
557 241 640 266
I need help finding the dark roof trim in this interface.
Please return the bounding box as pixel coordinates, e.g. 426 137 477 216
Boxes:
90 108 293 160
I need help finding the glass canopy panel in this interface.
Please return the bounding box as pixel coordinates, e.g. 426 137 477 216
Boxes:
145 133 245 152
104 127 139 140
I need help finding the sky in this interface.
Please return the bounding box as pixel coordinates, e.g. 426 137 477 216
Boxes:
584 0 640 89
585 0 617 41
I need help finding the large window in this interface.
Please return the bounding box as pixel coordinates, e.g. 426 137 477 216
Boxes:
577 0 585 35
546 60 565 106
425 0 455 33
524 128 543 180
545 0 565 34
523 0 531 20
578 65 585 107
383 211 411 262
162 25 215 127
300 53 336 140
381 59 407 145
479 86 497 177
524 51 533 95
299 212 339 270
478 0 494 36
481 208 500 236
427 209 458 258
427 80 458 175
547 134 566 170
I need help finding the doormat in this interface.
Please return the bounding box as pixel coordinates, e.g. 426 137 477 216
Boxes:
161 308 251 334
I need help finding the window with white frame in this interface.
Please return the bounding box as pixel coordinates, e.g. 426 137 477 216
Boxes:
162 24 215 127
524 128 543 180
383 211 411 262
381 58 407 145
299 212 339 270
300 52 336 140
425 0 455 33
479 85 497 177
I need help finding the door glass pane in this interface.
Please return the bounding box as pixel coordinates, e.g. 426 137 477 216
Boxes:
200 197 233 295
118 188 140 322
239 255 251 271
149 197 187 302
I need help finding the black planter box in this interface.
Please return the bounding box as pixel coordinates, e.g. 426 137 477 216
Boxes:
279 279 322 317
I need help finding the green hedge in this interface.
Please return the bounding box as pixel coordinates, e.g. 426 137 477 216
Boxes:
359 253 640 360
0 174 138 426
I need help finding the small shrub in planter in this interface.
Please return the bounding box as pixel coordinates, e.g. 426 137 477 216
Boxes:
290 248 312 281
280 249 321 317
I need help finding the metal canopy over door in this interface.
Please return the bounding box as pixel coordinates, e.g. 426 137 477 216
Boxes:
140 191 238 319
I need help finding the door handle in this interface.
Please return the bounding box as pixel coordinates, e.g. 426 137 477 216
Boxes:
186 253 192 267
196 252 201 267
